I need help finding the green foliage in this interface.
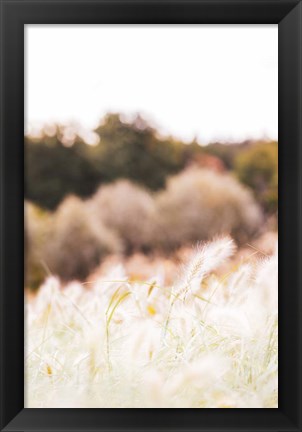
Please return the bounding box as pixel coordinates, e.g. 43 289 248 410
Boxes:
234 141 278 213
25 114 278 215
25 127 101 210
25 202 53 290
25 115 189 210
203 141 251 170
24 115 277 288
91 113 185 190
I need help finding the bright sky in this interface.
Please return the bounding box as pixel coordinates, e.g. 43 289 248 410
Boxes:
25 25 278 144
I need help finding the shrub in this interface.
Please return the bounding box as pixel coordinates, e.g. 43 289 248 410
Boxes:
234 141 278 213
154 168 263 250
42 196 123 282
25 202 53 289
89 180 157 253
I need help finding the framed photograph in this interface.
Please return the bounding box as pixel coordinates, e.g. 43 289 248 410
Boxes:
1 0 301 431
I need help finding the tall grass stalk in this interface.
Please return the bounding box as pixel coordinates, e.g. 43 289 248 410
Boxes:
25 237 278 408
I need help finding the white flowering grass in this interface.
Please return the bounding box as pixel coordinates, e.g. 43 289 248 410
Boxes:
25 237 278 408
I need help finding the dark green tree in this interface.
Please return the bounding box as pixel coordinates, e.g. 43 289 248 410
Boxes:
90 113 185 190
25 130 100 210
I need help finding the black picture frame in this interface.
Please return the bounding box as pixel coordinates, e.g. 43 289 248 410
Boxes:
0 0 301 431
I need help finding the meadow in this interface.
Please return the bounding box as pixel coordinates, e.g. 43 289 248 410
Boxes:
25 236 278 408
25 116 278 408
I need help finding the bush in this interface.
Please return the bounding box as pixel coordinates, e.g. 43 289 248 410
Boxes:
234 141 278 213
25 167 265 286
154 168 263 250
41 196 123 282
25 202 53 289
89 180 157 253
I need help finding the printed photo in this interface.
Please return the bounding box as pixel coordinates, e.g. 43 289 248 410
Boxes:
24 25 278 408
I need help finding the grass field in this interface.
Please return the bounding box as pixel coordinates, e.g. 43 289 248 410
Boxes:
25 236 278 408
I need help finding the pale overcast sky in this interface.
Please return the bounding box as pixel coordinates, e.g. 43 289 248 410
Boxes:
25 25 278 144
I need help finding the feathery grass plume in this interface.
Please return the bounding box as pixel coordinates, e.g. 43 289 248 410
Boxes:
25 237 278 408
226 263 253 305
173 236 235 301
163 237 235 342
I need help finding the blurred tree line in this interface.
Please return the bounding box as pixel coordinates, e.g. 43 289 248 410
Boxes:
25 113 278 213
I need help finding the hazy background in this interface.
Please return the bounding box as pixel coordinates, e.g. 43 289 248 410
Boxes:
25 25 278 290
